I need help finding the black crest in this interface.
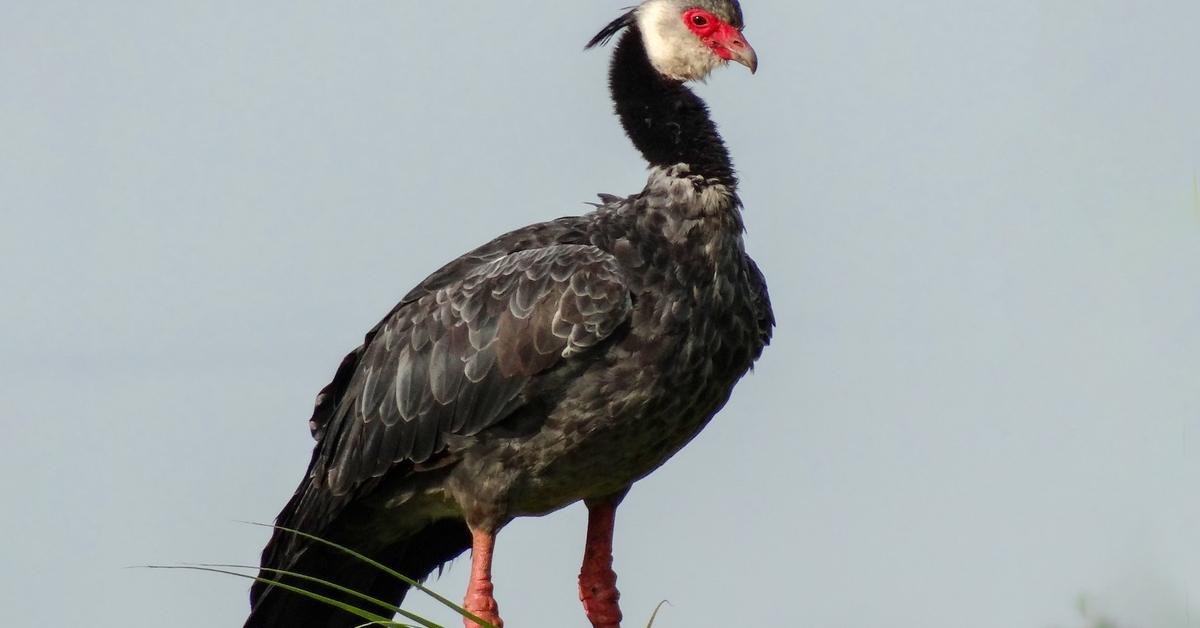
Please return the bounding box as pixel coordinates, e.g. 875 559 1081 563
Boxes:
585 8 637 49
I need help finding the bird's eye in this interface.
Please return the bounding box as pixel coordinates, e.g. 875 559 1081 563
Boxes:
691 14 709 27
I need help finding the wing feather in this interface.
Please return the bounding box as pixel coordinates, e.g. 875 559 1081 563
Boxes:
308 244 630 499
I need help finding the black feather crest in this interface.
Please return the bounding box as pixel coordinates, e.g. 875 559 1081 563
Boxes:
585 8 637 49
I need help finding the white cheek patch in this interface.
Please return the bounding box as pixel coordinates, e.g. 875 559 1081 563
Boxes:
636 0 724 81
637 1 678 71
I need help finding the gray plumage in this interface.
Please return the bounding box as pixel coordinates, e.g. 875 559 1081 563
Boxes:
247 3 771 626
264 165 770 553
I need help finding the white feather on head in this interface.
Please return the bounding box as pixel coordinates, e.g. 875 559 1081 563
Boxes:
636 0 728 81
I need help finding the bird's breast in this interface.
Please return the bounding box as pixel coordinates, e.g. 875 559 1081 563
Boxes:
448 197 768 524
478 251 762 516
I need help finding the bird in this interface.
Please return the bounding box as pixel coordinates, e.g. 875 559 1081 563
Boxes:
245 1 772 627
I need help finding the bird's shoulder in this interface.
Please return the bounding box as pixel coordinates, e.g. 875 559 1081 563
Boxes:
400 215 598 303
305 217 635 496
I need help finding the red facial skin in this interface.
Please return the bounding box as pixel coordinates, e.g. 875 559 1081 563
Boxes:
681 8 752 62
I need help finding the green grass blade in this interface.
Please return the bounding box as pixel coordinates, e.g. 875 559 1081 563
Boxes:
180 562 441 628
240 521 498 628
646 599 672 627
141 564 414 627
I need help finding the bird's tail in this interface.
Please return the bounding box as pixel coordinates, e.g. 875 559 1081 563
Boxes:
244 486 471 628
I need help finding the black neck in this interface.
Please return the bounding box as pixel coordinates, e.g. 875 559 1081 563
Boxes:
609 29 737 189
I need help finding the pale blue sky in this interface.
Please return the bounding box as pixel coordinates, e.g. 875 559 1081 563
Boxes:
2 2 1198 627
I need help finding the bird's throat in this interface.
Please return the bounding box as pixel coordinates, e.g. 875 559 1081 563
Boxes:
609 28 738 189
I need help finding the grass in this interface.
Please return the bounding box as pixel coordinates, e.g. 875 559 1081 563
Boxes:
147 522 496 628
147 522 670 627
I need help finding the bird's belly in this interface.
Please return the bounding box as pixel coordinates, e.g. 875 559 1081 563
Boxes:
522 392 731 512
455 327 753 521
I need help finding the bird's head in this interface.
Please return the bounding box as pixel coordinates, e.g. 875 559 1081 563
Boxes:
588 0 757 81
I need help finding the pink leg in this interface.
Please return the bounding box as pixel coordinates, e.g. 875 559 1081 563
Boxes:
578 499 623 628
463 528 504 628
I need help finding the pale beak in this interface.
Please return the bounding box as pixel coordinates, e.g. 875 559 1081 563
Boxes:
715 27 758 74
734 43 758 74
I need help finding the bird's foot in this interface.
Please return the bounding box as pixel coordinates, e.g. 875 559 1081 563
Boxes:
463 580 504 628
579 565 622 628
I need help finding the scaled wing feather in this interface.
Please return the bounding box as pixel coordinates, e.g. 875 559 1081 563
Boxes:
310 244 631 498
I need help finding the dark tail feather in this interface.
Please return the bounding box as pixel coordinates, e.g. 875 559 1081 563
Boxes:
244 518 472 628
